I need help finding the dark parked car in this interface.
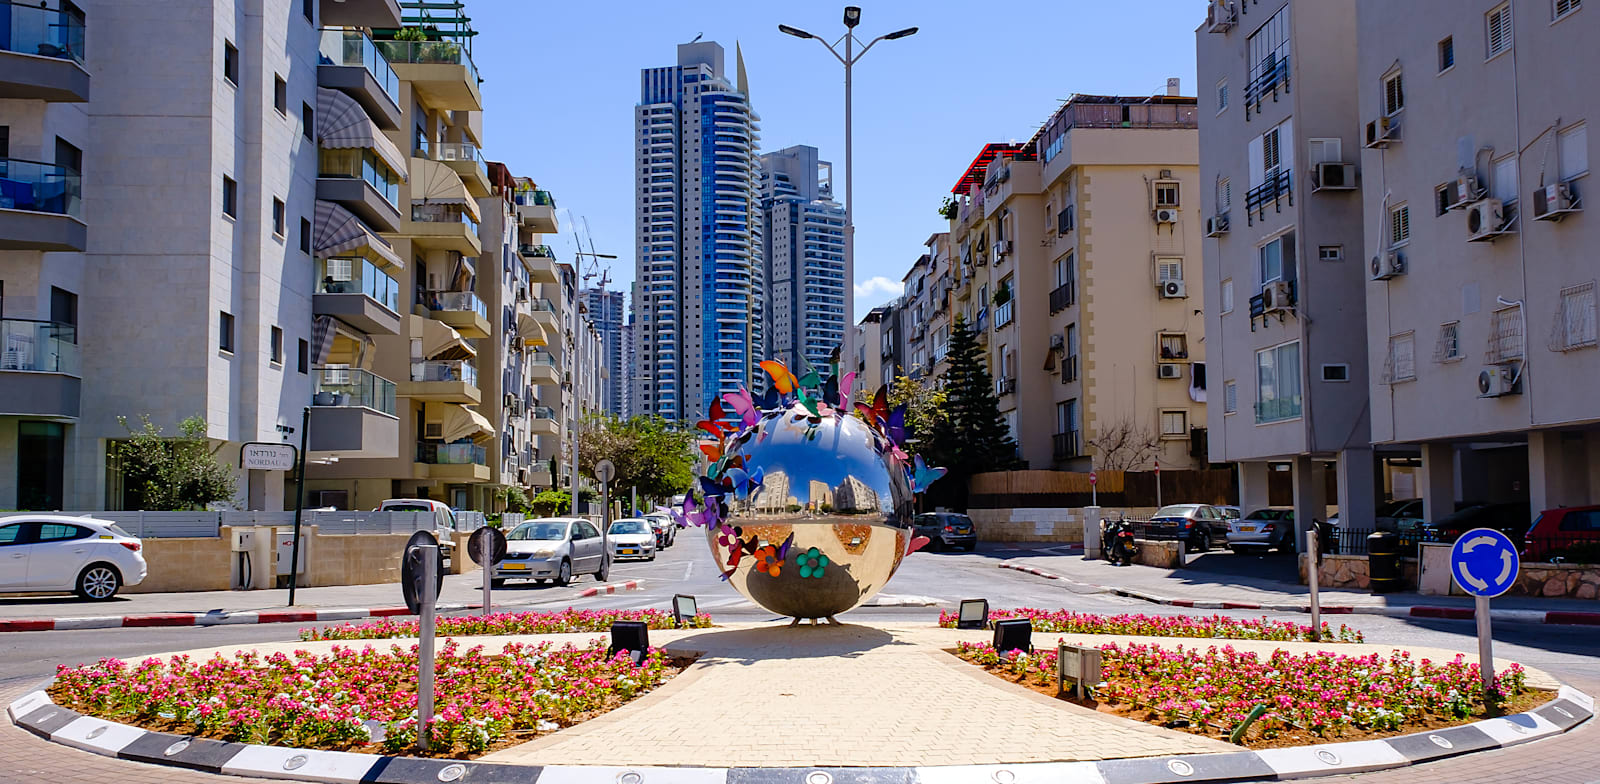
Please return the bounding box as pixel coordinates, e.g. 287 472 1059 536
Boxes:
1143 504 1227 553
1225 507 1294 552
1420 502 1531 542
1523 504 1600 562
910 513 977 551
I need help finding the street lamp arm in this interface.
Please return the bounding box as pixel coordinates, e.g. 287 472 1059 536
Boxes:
812 35 848 66
857 27 916 60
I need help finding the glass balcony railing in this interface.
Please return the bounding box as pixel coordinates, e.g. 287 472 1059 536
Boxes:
417 441 486 466
318 148 400 206
317 256 399 312
0 158 81 218
426 290 488 320
410 202 478 233
434 141 486 176
312 367 396 415
373 38 479 85
527 298 556 313
1255 396 1304 424
2 2 84 63
528 405 556 421
411 359 478 387
0 319 79 375
513 188 556 208
527 351 557 367
317 28 399 106
518 243 554 259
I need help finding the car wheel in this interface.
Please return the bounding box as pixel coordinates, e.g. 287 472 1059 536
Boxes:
647 552 656 561
1194 532 1211 553
491 578 507 589
75 563 122 601
593 557 609 582
555 559 572 587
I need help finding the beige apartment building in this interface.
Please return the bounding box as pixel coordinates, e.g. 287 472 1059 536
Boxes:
1356 0 1600 520
1198 0 1377 536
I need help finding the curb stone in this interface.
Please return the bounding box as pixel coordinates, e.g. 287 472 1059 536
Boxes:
8 685 1592 784
997 561 1600 627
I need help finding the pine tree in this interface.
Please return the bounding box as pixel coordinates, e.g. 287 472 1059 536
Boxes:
924 316 1020 507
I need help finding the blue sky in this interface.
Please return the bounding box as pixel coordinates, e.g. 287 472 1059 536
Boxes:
472 0 1203 314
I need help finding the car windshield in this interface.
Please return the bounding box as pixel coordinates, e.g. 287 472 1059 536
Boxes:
610 520 650 535
509 522 568 541
1246 509 1292 521
1153 505 1198 518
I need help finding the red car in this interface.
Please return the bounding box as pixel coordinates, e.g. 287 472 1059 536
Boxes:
1522 505 1600 562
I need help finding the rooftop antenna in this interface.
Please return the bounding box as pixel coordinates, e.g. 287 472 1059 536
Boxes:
689 32 703 44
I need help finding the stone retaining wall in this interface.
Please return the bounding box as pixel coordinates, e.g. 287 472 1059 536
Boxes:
1512 562 1600 599
1134 539 1184 569
1300 553 1417 590
967 506 1161 543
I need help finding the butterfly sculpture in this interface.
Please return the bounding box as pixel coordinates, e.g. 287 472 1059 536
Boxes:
909 455 948 494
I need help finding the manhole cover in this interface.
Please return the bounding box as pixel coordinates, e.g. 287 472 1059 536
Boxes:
1166 759 1195 776
164 739 191 756
1315 750 1341 765
284 755 309 771
438 763 467 782
1428 734 1453 749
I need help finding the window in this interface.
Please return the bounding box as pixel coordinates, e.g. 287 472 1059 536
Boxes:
1488 304 1525 362
270 326 284 364
54 137 81 173
298 339 309 373
50 286 77 328
1159 333 1189 360
1436 321 1463 362
1262 126 1281 172
1307 138 1342 166
1493 155 1519 203
1556 0 1582 20
222 175 237 218
1439 36 1455 72
1217 178 1231 213
1255 341 1302 423
1223 380 1238 414
1385 332 1417 383
1160 410 1188 437
1559 123 1588 181
300 217 312 254
1551 281 1597 350
1487 4 1513 58
303 0 314 22
38 523 88 542
1221 279 1235 313
1259 233 1294 283
219 311 235 353
1216 80 1228 112
1157 258 1183 284
1436 182 1458 216
1155 181 1180 208
273 75 287 115
272 197 285 237
1383 71 1405 115
302 102 315 141
1322 364 1350 382
1318 245 1343 261
1389 204 1411 246
224 40 239 85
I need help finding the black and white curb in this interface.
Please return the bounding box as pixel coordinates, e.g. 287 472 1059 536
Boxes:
9 686 1592 783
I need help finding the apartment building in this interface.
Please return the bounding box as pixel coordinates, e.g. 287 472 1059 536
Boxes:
760 144 845 374
545 261 603 489
633 41 763 421
899 254 931 380
582 287 626 417
1355 0 1600 520
925 232 955 377
1197 0 1375 534
851 306 889 391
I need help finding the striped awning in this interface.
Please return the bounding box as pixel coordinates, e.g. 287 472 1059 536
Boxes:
409 155 478 217
317 87 410 177
440 404 494 444
515 312 545 344
419 316 476 361
313 200 403 269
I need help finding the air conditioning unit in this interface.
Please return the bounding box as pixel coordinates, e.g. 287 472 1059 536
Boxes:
1455 173 1483 208
1477 365 1518 397
504 392 517 407
1157 363 1184 380
1532 182 1580 221
1160 279 1187 299
1312 162 1357 192
1364 116 1400 148
1467 198 1510 242
1049 333 1065 350
993 240 1013 260
1206 0 1236 32
1369 250 1406 280
1154 208 1178 224
1205 214 1230 237
1261 279 1292 311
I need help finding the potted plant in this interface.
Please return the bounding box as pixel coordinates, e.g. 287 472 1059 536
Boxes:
938 195 958 220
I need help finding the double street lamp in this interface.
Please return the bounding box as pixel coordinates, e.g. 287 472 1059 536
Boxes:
779 6 917 369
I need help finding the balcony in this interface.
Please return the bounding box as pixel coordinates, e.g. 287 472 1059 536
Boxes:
318 0 401 28
1244 45 1291 121
513 188 559 233
400 359 480 404
527 405 559 436
0 2 88 102
374 38 481 111
315 257 402 335
317 29 401 129
0 158 84 251
1060 354 1079 383
0 319 80 418
425 290 490 339
527 350 560 386
995 377 1017 397
308 368 399 459
994 300 1015 329
415 442 490 483
1245 169 1293 226
407 200 481 255
1052 431 1081 460
527 297 559 333
518 244 560 283
527 467 554 488
1049 282 1075 314
434 142 490 197
317 148 402 232
1255 396 1303 424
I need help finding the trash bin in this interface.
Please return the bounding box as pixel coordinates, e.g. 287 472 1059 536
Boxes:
1367 532 1403 593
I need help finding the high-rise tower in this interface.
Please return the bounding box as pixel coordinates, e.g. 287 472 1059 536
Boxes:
760 145 846 373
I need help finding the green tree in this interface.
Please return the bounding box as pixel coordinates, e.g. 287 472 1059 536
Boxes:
576 414 697 501
496 486 532 514
924 316 1021 506
885 374 947 458
113 414 238 510
531 489 570 516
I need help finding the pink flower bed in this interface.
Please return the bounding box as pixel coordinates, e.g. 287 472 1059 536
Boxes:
939 607 1363 643
956 640 1529 740
51 640 681 757
301 608 712 642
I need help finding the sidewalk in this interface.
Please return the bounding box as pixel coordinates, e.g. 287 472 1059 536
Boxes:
995 549 1600 625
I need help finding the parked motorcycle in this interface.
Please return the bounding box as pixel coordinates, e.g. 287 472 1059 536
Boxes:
1101 516 1138 566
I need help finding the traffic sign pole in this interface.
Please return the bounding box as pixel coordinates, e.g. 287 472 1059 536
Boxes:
1306 527 1321 642
416 544 437 751
1476 594 1494 701
480 531 492 616
1449 527 1519 710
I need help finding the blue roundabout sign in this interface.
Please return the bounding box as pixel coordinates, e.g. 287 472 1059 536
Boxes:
1449 527 1521 598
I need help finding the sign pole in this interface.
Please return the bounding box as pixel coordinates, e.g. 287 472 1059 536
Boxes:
1154 459 1161 508
480 532 492 615
1306 527 1321 642
417 544 438 751
1476 594 1494 701
287 407 309 606
1449 527 1518 711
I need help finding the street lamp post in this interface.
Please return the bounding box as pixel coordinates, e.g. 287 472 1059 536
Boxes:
780 7 917 367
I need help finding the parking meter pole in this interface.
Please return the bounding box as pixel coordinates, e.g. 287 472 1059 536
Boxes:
417 544 438 752
479 533 492 616
1476 594 1494 703
287 407 309 606
1306 528 1321 642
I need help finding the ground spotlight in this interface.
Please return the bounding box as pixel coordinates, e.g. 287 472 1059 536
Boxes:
672 594 698 627
608 620 650 663
992 618 1032 654
956 598 989 629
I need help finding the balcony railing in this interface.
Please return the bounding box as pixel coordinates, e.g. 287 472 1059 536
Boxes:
518 243 554 259
2 2 84 63
0 319 79 375
527 351 558 366
317 256 399 312
1255 395 1303 424
527 298 556 313
995 300 1014 328
1245 45 1291 120
318 148 400 206
434 141 486 175
373 38 479 85
528 405 556 421
513 188 556 209
426 290 487 320
1061 354 1079 383
411 359 478 387
0 158 81 218
416 441 486 466
312 367 396 415
410 202 478 233
1053 431 1081 459
318 28 399 106
1049 282 1075 314
1245 169 1293 225
996 377 1017 396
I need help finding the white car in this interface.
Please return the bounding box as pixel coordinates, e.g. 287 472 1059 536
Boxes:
0 515 147 600
608 518 657 561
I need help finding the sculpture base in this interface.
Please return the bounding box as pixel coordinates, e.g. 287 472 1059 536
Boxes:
708 520 911 619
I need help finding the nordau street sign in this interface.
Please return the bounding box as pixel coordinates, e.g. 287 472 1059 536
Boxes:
240 442 297 471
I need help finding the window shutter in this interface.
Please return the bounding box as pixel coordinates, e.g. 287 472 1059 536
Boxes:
1488 7 1512 56
1263 128 1280 172
1384 73 1404 114
1224 381 1238 414
1560 124 1588 181
1248 135 1265 187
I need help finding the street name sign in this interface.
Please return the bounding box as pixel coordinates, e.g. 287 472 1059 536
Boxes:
240 442 296 471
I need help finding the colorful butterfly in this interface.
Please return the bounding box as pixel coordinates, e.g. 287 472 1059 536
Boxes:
721 387 762 428
723 466 765 500
884 405 908 446
910 455 948 494
759 360 799 395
